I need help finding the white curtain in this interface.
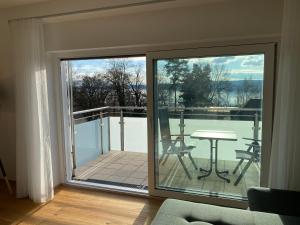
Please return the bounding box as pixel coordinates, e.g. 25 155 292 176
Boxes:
11 19 54 203
269 0 300 191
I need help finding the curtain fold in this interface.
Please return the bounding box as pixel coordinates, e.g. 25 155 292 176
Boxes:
269 0 300 191
11 19 54 203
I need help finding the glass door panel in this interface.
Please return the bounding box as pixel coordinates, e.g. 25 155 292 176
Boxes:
149 45 275 200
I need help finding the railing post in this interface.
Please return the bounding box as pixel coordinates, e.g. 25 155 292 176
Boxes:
71 118 77 178
70 117 77 177
71 144 77 178
179 111 185 149
108 112 111 152
253 113 260 140
119 109 125 151
99 112 104 155
179 111 185 135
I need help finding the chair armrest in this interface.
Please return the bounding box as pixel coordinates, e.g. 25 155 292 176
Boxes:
170 134 191 137
160 139 178 143
243 137 261 142
247 187 300 216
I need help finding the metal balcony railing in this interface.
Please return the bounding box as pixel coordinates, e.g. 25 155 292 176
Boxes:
72 106 261 169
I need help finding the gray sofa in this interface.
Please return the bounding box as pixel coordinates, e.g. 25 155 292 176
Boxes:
151 188 300 225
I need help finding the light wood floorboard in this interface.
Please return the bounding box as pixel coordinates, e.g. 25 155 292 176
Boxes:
0 180 162 225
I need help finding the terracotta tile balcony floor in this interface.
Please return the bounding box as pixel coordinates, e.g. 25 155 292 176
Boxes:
74 151 259 199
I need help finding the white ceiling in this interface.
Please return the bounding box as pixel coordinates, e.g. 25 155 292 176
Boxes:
0 0 50 9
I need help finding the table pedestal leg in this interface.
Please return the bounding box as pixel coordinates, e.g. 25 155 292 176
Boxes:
215 140 230 183
198 140 213 179
198 140 230 183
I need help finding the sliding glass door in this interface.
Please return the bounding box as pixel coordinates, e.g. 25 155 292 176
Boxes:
61 56 149 192
147 44 275 202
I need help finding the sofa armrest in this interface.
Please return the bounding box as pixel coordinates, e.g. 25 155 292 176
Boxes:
247 187 300 217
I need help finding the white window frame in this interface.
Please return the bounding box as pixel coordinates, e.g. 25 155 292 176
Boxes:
49 39 277 208
146 43 276 208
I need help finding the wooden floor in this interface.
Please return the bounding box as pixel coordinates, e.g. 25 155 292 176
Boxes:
0 180 162 225
75 151 259 198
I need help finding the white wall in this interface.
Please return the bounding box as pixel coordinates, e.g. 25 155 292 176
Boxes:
44 0 283 52
0 0 283 185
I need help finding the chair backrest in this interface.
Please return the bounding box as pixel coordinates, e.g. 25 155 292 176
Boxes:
158 108 172 152
252 140 261 163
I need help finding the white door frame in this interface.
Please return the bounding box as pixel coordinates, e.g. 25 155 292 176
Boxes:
146 43 276 208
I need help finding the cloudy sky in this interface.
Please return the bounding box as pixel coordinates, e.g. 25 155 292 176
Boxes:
70 54 264 81
70 56 146 80
189 54 264 80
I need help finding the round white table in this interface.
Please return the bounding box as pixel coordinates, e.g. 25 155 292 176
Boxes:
191 130 237 183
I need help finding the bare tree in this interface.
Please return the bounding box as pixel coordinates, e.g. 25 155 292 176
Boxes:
72 74 110 111
104 59 131 106
209 64 232 106
236 77 261 106
222 89 232 107
129 66 146 107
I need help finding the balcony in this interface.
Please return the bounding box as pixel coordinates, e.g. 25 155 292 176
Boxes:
73 106 260 199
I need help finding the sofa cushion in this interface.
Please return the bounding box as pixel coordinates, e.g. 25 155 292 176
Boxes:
151 199 300 225
247 187 300 216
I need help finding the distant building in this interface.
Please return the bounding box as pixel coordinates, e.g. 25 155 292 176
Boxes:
230 98 262 121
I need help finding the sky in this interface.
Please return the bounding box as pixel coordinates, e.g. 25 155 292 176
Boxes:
70 56 146 80
69 54 264 82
